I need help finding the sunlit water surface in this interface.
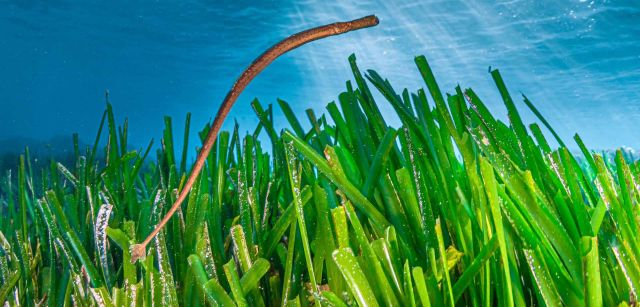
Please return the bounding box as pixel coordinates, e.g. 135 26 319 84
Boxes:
1 0 639 158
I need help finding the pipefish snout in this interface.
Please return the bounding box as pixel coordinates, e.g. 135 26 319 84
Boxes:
130 15 380 263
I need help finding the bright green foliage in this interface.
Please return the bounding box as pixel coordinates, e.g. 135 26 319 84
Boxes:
1 54 639 306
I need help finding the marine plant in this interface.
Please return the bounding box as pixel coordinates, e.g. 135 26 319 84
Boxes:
1 20 639 307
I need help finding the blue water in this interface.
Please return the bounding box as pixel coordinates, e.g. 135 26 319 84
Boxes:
1 0 639 158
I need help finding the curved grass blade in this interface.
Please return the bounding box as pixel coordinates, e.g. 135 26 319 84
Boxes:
188 254 234 307
332 248 379 307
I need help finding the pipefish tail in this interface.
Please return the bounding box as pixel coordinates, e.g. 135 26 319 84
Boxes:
130 15 380 263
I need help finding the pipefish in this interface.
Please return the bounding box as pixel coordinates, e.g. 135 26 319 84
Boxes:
130 15 380 263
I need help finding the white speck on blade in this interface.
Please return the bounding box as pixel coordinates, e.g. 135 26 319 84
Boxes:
94 202 113 281
612 245 638 298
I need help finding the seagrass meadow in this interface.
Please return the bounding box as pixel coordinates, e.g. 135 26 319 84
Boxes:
1 54 639 306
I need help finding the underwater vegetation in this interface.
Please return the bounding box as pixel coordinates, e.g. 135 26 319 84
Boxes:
1 53 640 306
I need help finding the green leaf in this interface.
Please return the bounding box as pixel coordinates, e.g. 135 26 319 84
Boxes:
332 248 379 307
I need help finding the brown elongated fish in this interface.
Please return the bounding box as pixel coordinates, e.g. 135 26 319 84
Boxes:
130 15 380 263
